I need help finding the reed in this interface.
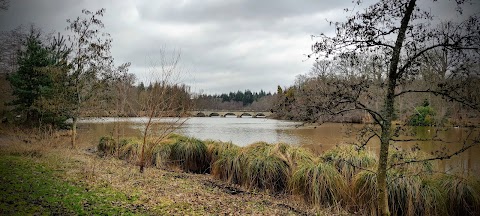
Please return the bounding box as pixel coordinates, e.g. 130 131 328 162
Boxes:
151 142 174 168
269 143 315 169
241 143 291 193
212 142 301 193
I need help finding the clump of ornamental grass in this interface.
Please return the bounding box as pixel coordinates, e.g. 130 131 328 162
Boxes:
169 135 209 173
290 158 347 207
438 174 480 216
352 169 446 216
269 143 315 169
98 136 116 156
321 145 376 181
118 138 140 163
240 142 291 193
212 142 298 193
151 141 174 168
205 140 239 165
211 145 243 184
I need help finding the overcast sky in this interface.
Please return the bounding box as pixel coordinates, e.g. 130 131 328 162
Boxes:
0 0 478 94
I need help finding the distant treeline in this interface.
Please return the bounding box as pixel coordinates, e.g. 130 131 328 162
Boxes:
193 90 275 111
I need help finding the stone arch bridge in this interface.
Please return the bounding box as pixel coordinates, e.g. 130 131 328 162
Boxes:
190 110 272 118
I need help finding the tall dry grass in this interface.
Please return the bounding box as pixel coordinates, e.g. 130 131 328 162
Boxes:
95 134 480 215
321 145 376 181
169 136 209 173
438 174 480 216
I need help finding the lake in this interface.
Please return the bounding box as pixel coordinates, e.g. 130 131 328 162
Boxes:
78 117 480 175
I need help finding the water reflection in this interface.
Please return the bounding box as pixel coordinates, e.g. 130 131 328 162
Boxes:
78 117 479 174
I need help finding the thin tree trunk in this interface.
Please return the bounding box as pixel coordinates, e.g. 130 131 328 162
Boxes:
71 116 77 148
377 1 417 215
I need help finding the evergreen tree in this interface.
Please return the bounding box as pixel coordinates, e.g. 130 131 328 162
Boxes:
7 29 72 128
7 29 53 126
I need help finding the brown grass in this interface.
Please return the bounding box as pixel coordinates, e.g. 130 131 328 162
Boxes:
0 127 325 215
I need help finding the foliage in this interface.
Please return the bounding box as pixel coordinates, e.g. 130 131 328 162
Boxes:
408 104 435 126
193 89 274 111
7 28 69 128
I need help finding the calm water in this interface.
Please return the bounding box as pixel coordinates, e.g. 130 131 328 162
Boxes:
78 117 480 174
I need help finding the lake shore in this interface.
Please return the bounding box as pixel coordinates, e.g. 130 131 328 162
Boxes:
0 127 327 215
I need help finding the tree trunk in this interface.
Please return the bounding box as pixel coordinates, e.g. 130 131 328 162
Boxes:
377 1 417 215
71 116 77 148
139 133 146 173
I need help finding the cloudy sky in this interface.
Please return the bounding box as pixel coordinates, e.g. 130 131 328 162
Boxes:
0 0 478 94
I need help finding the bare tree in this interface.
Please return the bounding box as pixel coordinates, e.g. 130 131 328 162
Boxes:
66 8 114 148
138 48 192 173
309 1 479 215
0 0 9 10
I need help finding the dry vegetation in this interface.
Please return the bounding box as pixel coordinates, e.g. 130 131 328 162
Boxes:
1 125 479 215
0 126 326 215
95 130 480 215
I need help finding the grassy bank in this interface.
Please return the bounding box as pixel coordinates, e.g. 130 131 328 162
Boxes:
0 128 318 215
0 155 146 215
98 133 480 215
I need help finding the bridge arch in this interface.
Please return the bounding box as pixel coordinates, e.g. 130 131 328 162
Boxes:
240 113 252 118
254 113 266 118
209 112 220 117
223 112 237 117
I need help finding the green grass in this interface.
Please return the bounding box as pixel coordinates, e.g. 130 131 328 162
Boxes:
0 155 148 215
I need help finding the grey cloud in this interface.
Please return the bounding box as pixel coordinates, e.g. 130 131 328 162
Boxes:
2 0 474 94
136 0 351 23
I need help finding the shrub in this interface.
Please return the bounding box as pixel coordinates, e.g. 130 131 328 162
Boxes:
408 105 435 126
